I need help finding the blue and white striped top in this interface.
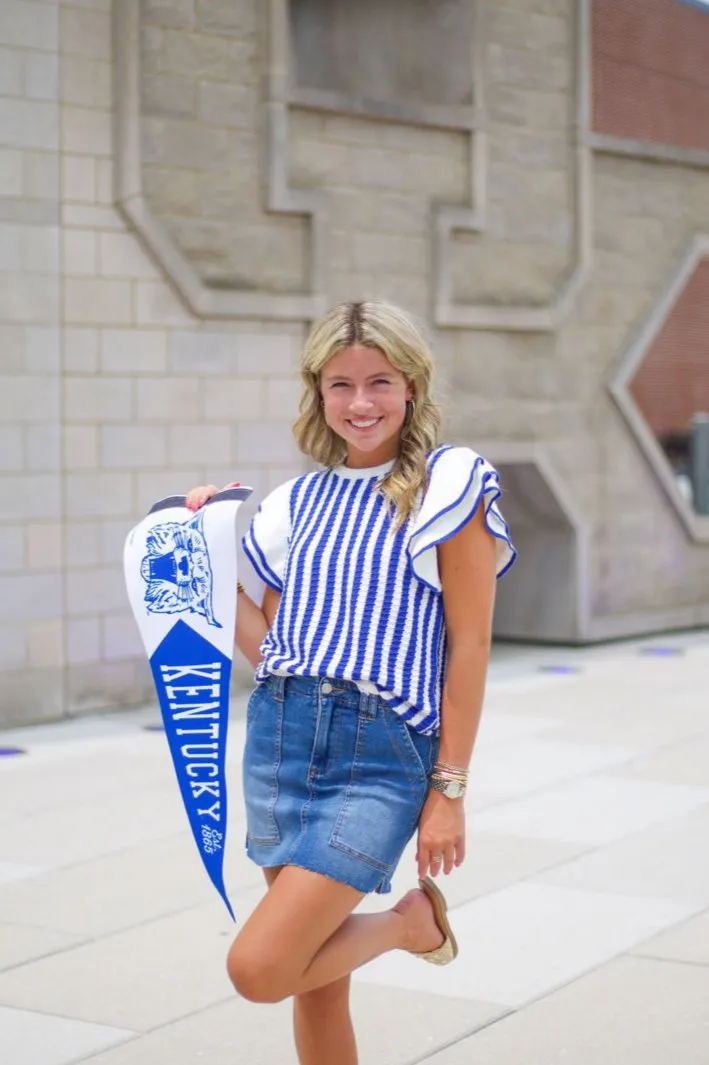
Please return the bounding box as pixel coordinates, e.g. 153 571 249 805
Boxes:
242 445 516 735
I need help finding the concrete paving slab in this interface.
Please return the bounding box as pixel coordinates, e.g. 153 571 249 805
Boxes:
478 676 580 714
0 860 44 886
470 774 709 845
1 634 708 1064
467 737 639 800
0 1005 135 1065
541 690 709 749
359 832 584 912
0 895 260 1030
0 737 177 817
488 642 709 693
423 955 709 1065
0 714 151 750
469 708 557 750
64 984 507 1065
0 785 197 870
0 831 262 938
534 804 709 904
631 909 709 966
615 735 709 786
0 921 86 971
355 882 697 1008
0 711 247 790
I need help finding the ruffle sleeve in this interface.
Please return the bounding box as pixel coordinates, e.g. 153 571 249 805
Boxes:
408 446 516 591
241 478 294 592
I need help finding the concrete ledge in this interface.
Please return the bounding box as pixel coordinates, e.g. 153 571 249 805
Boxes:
432 0 592 332
590 132 709 171
288 87 476 132
584 602 709 642
113 0 326 322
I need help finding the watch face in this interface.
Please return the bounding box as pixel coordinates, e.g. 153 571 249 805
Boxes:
445 781 465 799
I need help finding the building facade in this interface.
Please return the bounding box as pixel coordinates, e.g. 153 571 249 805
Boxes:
1 0 709 726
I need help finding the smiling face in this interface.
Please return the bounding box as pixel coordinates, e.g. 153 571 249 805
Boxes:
320 343 414 468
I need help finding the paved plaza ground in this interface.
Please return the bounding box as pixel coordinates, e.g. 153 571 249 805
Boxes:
1 634 708 1065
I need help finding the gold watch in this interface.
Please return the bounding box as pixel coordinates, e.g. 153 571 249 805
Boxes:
430 776 467 799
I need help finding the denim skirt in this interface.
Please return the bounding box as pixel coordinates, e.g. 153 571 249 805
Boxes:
242 673 439 894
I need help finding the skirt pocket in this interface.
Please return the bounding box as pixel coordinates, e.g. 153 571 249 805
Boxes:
329 705 430 874
242 686 283 846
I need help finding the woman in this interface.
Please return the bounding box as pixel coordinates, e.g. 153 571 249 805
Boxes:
186 300 516 1065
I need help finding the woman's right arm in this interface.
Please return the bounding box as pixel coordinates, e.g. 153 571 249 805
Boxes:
185 483 280 670
236 585 281 669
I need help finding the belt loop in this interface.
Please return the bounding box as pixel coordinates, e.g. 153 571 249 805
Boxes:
359 689 378 720
273 674 286 703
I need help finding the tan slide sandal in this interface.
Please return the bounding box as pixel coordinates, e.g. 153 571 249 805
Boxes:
413 876 459 966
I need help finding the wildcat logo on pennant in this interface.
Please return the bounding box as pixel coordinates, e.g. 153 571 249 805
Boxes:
124 487 252 921
140 510 220 627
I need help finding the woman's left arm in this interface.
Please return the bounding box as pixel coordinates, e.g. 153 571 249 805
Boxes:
416 505 498 880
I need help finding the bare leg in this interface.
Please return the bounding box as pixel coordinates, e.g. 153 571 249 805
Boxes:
296 888 441 994
262 867 358 1065
294 975 357 1065
230 866 443 1002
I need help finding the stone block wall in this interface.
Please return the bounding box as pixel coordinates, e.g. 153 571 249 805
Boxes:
0 0 307 727
1 0 709 726
290 110 468 315
456 1 573 306
141 1 308 293
0 0 64 725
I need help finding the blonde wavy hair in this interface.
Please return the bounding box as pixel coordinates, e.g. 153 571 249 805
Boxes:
293 300 441 528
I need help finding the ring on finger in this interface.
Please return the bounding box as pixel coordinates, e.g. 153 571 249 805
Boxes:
431 856 442 864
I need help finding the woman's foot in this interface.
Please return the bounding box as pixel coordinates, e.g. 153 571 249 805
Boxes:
393 887 446 955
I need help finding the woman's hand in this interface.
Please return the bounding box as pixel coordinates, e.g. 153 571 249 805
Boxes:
416 790 466 880
185 484 220 511
185 481 242 511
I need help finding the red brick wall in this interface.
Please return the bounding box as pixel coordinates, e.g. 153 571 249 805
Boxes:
593 0 709 152
629 259 709 436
